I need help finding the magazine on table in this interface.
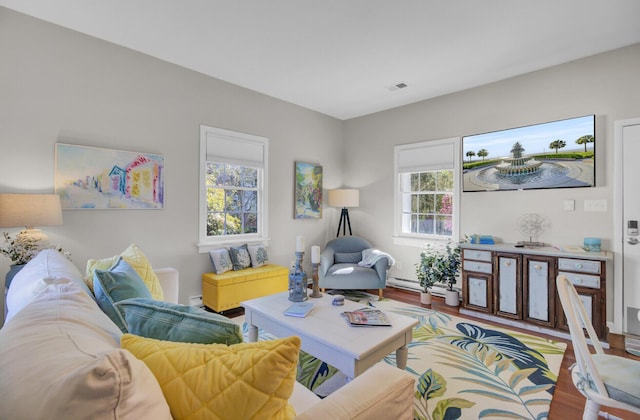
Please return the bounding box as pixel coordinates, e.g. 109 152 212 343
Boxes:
341 307 391 327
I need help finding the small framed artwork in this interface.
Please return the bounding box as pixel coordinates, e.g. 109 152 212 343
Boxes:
294 161 322 219
55 143 165 209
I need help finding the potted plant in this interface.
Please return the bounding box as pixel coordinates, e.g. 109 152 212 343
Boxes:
1 231 70 291
415 242 461 306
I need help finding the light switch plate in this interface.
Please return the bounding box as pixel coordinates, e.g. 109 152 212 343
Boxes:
563 199 575 211
584 199 608 212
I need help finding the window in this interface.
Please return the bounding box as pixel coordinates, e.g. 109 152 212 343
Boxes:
199 125 268 251
394 137 460 241
400 170 454 236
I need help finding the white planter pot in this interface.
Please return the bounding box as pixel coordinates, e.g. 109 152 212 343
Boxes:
420 291 432 305
445 290 460 306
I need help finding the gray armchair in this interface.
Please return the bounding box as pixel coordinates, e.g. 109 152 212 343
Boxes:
318 236 389 298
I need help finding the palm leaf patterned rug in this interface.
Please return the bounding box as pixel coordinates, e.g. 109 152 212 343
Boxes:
239 292 566 420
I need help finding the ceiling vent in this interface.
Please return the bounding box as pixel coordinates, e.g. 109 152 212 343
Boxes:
387 82 408 91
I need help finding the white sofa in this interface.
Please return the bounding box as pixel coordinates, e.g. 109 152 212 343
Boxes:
0 250 415 419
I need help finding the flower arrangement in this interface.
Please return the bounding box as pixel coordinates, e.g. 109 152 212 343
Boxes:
415 242 461 292
1 231 70 265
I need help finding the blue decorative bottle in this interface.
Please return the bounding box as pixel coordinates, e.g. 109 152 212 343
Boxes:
288 251 308 302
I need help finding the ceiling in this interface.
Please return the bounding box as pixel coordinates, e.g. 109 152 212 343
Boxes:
2 1 640 120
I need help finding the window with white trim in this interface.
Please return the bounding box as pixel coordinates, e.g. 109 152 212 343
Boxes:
394 137 460 241
199 125 268 250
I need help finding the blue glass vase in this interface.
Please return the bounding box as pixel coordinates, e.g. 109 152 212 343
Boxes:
5 264 25 292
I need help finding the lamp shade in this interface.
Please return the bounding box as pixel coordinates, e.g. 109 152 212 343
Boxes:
328 189 359 208
0 194 63 228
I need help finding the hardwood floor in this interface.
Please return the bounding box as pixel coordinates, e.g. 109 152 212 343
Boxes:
379 287 640 420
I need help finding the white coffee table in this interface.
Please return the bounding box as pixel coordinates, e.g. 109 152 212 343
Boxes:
242 291 418 380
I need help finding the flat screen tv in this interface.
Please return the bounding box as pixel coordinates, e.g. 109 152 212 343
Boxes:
462 115 595 192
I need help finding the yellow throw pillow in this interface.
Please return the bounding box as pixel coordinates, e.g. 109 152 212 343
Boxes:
86 244 164 300
121 334 299 420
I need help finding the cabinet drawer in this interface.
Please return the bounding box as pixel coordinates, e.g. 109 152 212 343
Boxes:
463 249 492 262
463 260 492 274
558 271 601 289
557 258 601 274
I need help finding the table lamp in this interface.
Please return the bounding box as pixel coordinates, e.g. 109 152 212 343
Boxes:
0 193 63 245
328 189 359 237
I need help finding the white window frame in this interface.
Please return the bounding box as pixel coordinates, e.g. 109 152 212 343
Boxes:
393 137 461 246
198 125 269 252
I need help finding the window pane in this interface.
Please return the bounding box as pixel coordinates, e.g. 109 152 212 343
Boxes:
411 194 418 213
225 213 242 234
420 172 436 191
207 188 225 212
206 162 224 187
243 213 257 234
410 173 419 191
401 213 412 233
224 190 241 211
419 194 434 213
411 214 418 233
400 174 412 193
243 191 257 212
437 170 454 191
207 212 224 236
436 194 453 214
242 167 257 188
436 215 453 236
418 215 434 234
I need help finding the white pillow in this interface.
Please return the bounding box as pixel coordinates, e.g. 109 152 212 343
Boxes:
5 249 89 323
0 278 171 419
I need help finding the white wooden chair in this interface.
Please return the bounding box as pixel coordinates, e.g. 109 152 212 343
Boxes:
556 275 640 420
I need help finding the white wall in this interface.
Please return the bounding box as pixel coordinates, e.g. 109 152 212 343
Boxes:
0 8 344 320
343 44 640 328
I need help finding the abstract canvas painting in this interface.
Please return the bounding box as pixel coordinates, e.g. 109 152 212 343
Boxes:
55 143 164 209
294 161 322 219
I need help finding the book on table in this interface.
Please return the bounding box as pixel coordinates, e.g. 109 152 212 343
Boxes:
341 308 391 327
284 302 314 317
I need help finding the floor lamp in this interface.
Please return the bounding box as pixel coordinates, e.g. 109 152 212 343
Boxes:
328 189 359 237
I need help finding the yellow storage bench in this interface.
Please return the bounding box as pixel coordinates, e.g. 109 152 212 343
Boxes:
202 264 289 312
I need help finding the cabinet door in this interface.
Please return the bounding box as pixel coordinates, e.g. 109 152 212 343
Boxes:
463 271 492 313
523 255 555 327
494 253 522 319
557 287 604 338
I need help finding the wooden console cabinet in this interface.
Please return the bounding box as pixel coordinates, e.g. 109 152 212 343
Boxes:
461 244 609 340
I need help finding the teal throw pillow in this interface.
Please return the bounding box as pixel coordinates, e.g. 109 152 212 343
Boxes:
229 244 251 271
248 245 269 268
114 298 243 345
208 248 233 274
93 257 152 333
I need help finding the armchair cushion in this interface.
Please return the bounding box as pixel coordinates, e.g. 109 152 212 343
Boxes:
334 252 362 263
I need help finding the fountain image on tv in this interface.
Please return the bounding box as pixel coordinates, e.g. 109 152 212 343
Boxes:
462 115 595 192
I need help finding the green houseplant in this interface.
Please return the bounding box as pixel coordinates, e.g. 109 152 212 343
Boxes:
415 242 461 306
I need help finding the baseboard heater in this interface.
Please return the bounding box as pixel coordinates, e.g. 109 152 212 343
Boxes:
387 277 459 298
